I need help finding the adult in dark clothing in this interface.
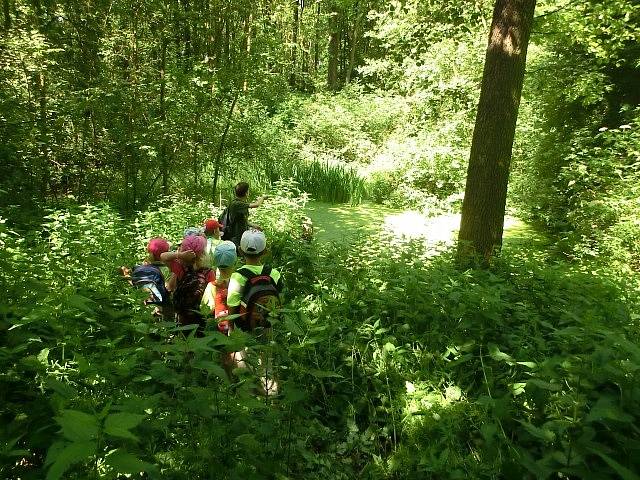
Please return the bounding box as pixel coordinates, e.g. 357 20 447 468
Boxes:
226 182 267 246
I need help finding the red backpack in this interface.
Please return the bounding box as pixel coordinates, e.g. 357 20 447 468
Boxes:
172 266 212 326
235 265 281 332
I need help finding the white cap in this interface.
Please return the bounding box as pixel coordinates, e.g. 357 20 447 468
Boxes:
240 229 266 255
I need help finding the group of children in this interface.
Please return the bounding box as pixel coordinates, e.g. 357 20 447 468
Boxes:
127 217 282 341
123 182 283 394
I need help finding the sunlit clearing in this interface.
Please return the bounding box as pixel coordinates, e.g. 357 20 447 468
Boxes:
383 212 521 247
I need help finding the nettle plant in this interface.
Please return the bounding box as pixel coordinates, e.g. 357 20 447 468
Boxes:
1 193 360 479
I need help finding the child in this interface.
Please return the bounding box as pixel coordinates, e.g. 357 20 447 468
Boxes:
227 229 282 330
202 218 223 268
184 226 203 237
161 234 213 334
121 238 172 315
227 229 282 395
201 240 237 333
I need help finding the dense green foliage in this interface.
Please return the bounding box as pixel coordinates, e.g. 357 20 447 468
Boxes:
2 0 640 478
2 192 640 479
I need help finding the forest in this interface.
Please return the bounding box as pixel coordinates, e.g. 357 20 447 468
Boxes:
1 0 640 478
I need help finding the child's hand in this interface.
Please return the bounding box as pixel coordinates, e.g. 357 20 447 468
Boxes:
217 320 231 335
179 250 196 262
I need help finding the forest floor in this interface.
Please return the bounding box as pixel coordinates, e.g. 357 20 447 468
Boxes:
305 200 537 250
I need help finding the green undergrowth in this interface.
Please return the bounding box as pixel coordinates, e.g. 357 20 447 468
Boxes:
1 189 639 479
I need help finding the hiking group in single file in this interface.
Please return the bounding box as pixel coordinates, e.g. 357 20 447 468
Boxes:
122 181 282 394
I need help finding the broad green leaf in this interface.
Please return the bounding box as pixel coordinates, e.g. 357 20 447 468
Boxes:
488 344 514 363
383 342 396 352
588 448 640 480
586 397 634 423
37 348 50 365
510 382 526 396
55 410 99 442
104 413 146 442
518 421 555 443
235 434 260 451
284 387 306 403
44 378 77 399
526 378 561 391
45 441 96 480
284 316 304 335
192 360 227 379
66 294 96 314
105 449 156 474
516 361 537 369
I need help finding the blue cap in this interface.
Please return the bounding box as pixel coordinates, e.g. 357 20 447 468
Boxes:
184 227 203 237
213 241 237 268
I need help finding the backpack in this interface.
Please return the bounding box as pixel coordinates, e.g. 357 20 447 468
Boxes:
172 266 212 319
236 265 281 332
131 264 169 305
218 208 233 241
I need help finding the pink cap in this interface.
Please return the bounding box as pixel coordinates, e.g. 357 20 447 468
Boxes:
180 234 206 255
147 238 170 261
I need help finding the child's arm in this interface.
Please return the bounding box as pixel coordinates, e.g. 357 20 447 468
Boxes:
165 273 176 292
160 250 196 265
248 195 267 208
226 275 243 316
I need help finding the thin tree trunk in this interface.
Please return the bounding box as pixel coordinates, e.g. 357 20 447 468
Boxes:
160 36 169 195
457 0 536 264
3 0 10 30
290 0 299 87
38 71 49 196
212 92 239 201
243 12 253 90
314 2 320 72
346 1 364 84
327 5 339 90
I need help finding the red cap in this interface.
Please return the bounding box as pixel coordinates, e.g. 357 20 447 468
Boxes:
204 219 222 234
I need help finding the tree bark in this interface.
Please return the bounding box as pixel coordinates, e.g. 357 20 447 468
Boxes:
212 92 239 202
345 1 364 84
289 0 299 87
3 0 10 30
160 36 169 195
38 71 49 196
314 2 320 72
327 5 339 90
457 0 536 265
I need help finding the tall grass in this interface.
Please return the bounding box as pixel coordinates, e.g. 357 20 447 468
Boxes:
266 160 367 204
201 158 367 205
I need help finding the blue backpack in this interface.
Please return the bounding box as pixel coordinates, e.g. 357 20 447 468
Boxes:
131 264 169 305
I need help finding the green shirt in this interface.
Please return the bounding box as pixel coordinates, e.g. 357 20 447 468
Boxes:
227 264 282 307
227 198 250 244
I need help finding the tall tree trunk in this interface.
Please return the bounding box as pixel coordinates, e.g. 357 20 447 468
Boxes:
212 92 239 202
38 71 49 196
314 2 320 72
457 0 536 264
243 12 253 90
327 5 339 90
289 0 299 87
3 0 10 30
345 1 364 84
224 17 230 65
160 36 169 195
